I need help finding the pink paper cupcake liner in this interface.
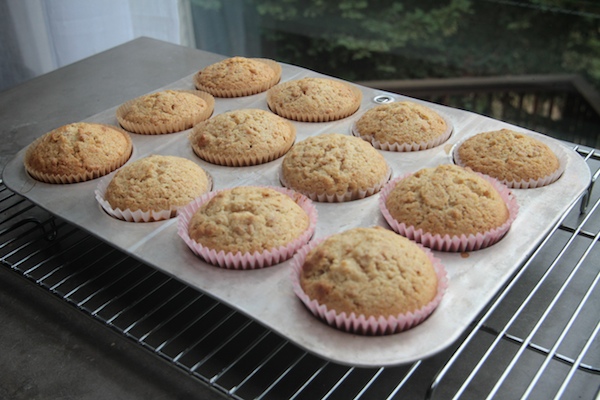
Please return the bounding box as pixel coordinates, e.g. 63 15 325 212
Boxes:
452 134 568 189
290 236 448 335
95 172 213 223
177 186 318 270
351 112 453 152
379 172 519 252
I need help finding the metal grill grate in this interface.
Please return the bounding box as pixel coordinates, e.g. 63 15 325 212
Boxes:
1 145 599 399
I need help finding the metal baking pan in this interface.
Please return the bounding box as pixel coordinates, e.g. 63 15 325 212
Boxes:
2 62 591 367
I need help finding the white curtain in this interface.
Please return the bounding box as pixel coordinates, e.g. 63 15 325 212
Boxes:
1 0 194 91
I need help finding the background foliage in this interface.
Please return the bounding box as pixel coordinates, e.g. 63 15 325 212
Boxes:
191 0 600 89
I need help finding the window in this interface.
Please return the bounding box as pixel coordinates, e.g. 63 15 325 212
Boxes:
190 0 600 146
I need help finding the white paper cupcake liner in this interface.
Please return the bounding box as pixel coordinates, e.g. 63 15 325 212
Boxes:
351 111 453 152
279 165 392 203
95 172 213 223
379 172 519 252
177 186 318 269
192 146 293 166
452 133 568 189
290 236 448 335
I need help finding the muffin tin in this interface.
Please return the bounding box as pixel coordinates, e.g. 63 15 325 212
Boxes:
2 61 591 367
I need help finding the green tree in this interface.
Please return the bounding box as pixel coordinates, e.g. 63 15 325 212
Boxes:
190 0 600 89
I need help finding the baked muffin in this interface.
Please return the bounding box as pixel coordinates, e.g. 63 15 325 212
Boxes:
267 77 362 122
101 155 211 221
353 101 451 151
193 56 282 97
455 128 563 188
281 133 390 202
300 227 439 317
189 109 296 166
292 226 446 334
381 164 516 251
187 186 311 255
24 122 132 184
116 89 214 134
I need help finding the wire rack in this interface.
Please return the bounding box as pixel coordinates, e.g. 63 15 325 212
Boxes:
1 145 599 400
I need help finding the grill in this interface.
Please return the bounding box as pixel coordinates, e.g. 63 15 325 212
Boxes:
1 144 599 399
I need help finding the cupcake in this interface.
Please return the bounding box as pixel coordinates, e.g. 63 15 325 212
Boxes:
454 128 565 188
353 101 452 151
178 186 317 269
292 226 446 335
24 122 132 184
189 109 296 166
380 164 518 252
267 77 362 122
97 155 211 222
193 56 282 97
280 133 390 202
116 89 214 134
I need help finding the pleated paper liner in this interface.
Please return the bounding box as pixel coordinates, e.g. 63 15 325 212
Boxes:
191 142 295 167
95 170 213 223
116 90 215 135
290 236 448 335
379 172 519 252
193 58 282 98
177 186 318 270
452 133 568 189
24 124 133 184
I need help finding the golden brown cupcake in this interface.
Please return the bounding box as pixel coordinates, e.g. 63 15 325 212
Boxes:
300 227 439 317
116 89 214 134
267 77 362 122
385 164 509 237
380 164 517 251
189 109 296 166
101 155 211 221
353 101 451 151
281 133 389 202
291 226 447 334
193 56 282 97
455 128 563 188
187 186 311 255
24 122 132 184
